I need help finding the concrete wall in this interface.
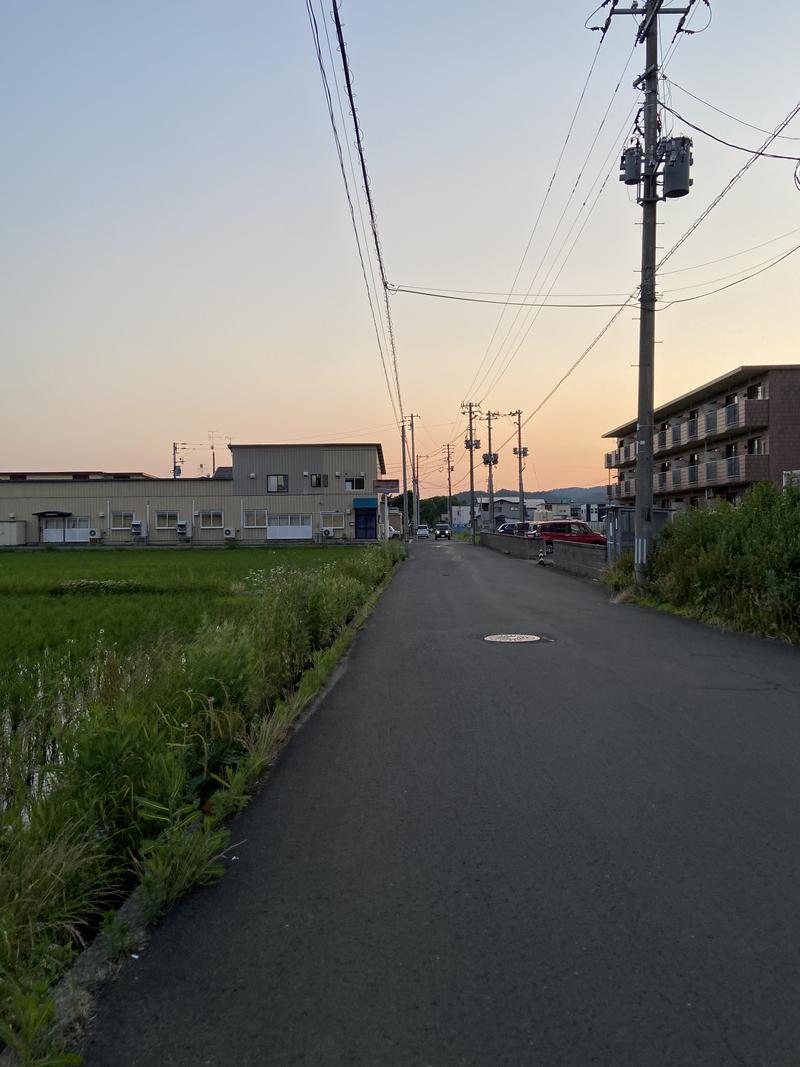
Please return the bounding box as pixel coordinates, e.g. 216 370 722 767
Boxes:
480 532 607 580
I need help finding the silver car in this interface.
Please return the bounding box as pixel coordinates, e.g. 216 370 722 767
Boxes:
416 525 430 539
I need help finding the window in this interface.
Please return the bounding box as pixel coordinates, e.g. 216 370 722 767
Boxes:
268 514 311 527
111 511 135 529
9 474 27 482
200 510 224 528
244 509 267 528
66 517 90 529
267 475 288 493
746 383 764 400
310 474 328 488
320 511 345 529
344 476 365 491
156 511 179 529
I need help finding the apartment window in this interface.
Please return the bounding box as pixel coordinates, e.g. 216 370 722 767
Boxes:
747 437 764 456
345 477 365 491
111 511 135 529
320 511 345 529
310 474 328 488
200 510 224 528
267 474 288 493
268 514 312 527
156 511 179 529
746 383 764 400
66 517 90 530
244 509 267 528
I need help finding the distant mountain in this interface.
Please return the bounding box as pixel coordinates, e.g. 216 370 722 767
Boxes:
454 485 607 505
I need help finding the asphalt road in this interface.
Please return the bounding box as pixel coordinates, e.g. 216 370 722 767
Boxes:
83 542 800 1066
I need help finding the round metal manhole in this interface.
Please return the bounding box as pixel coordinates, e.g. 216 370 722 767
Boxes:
484 633 541 643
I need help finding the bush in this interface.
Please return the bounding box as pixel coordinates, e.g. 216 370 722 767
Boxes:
646 483 800 641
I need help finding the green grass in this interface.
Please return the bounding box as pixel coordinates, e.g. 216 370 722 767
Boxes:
0 542 405 1060
0 547 353 668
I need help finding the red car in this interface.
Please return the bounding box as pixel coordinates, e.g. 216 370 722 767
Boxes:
531 520 606 546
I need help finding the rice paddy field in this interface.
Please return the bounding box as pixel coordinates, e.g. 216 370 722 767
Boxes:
0 545 353 667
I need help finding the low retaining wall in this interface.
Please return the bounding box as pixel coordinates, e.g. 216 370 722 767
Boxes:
480 531 607 580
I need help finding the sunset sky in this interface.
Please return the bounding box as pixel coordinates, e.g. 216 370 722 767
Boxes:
2 1 798 495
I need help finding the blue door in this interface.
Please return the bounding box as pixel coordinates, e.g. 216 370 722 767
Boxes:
355 509 377 539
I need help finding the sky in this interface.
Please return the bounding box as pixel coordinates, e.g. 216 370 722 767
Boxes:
1 1 798 495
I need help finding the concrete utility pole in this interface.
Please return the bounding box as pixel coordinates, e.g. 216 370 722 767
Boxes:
445 443 453 525
483 411 500 530
408 413 420 536
462 402 481 544
512 410 528 525
401 419 410 539
611 0 694 579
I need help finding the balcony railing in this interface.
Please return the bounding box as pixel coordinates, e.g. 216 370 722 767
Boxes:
604 443 637 469
653 398 769 455
652 454 769 495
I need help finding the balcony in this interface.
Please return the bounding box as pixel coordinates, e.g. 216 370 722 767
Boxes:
604 441 638 469
653 398 769 456
607 478 636 500
653 454 769 495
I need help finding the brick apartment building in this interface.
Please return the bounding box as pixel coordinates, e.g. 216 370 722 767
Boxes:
603 365 800 510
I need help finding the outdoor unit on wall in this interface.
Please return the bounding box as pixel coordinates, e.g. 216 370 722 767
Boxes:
322 527 334 538
89 528 102 543
176 519 192 539
223 527 236 539
131 519 147 539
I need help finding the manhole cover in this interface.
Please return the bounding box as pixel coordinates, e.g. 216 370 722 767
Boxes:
484 633 541 643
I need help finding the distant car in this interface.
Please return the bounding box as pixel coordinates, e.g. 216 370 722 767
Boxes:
496 522 516 535
434 524 451 540
530 520 606 546
416 524 430 539
386 526 400 539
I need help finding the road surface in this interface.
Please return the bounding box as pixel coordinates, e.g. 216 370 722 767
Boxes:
83 541 800 1065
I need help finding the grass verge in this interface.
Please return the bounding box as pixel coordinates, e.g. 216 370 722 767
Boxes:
0 542 405 1063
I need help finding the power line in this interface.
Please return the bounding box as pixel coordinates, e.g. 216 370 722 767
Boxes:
304 0 400 424
317 1 392 378
470 41 640 402
330 0 404 419
659 244 800 307
459 34 609 405
659 101 800 162
664 75 800 142
657 98 800 271
658 225 800 274
494 98 800 452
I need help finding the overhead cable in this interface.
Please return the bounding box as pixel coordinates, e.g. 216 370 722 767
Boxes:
304 0 400 424
331 0 405 418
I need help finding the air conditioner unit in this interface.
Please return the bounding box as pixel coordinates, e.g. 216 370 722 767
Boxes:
223 527 236 539
89 528 101 541
176 519 192 538
131 520 147 538
322 527 334 538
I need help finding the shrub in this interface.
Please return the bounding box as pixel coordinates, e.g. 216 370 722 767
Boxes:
646 483 800 641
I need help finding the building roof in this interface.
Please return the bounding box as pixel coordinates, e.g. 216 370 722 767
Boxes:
0 471 158 480
603 364 800 439
211 466 233 480
228 442 387 474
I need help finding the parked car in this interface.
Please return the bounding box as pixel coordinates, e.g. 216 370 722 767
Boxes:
496 522 516 535
434 523 451 540
416 524 430 539
530 520 606 546
386 526 400 539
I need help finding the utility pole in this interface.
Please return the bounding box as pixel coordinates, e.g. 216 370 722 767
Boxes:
172 442 179 479
401 420 410 539
612 0 694 579
408 413 419 537
445 443 453 525
482 411 500 530
512 410 528 525
462 402 481 544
